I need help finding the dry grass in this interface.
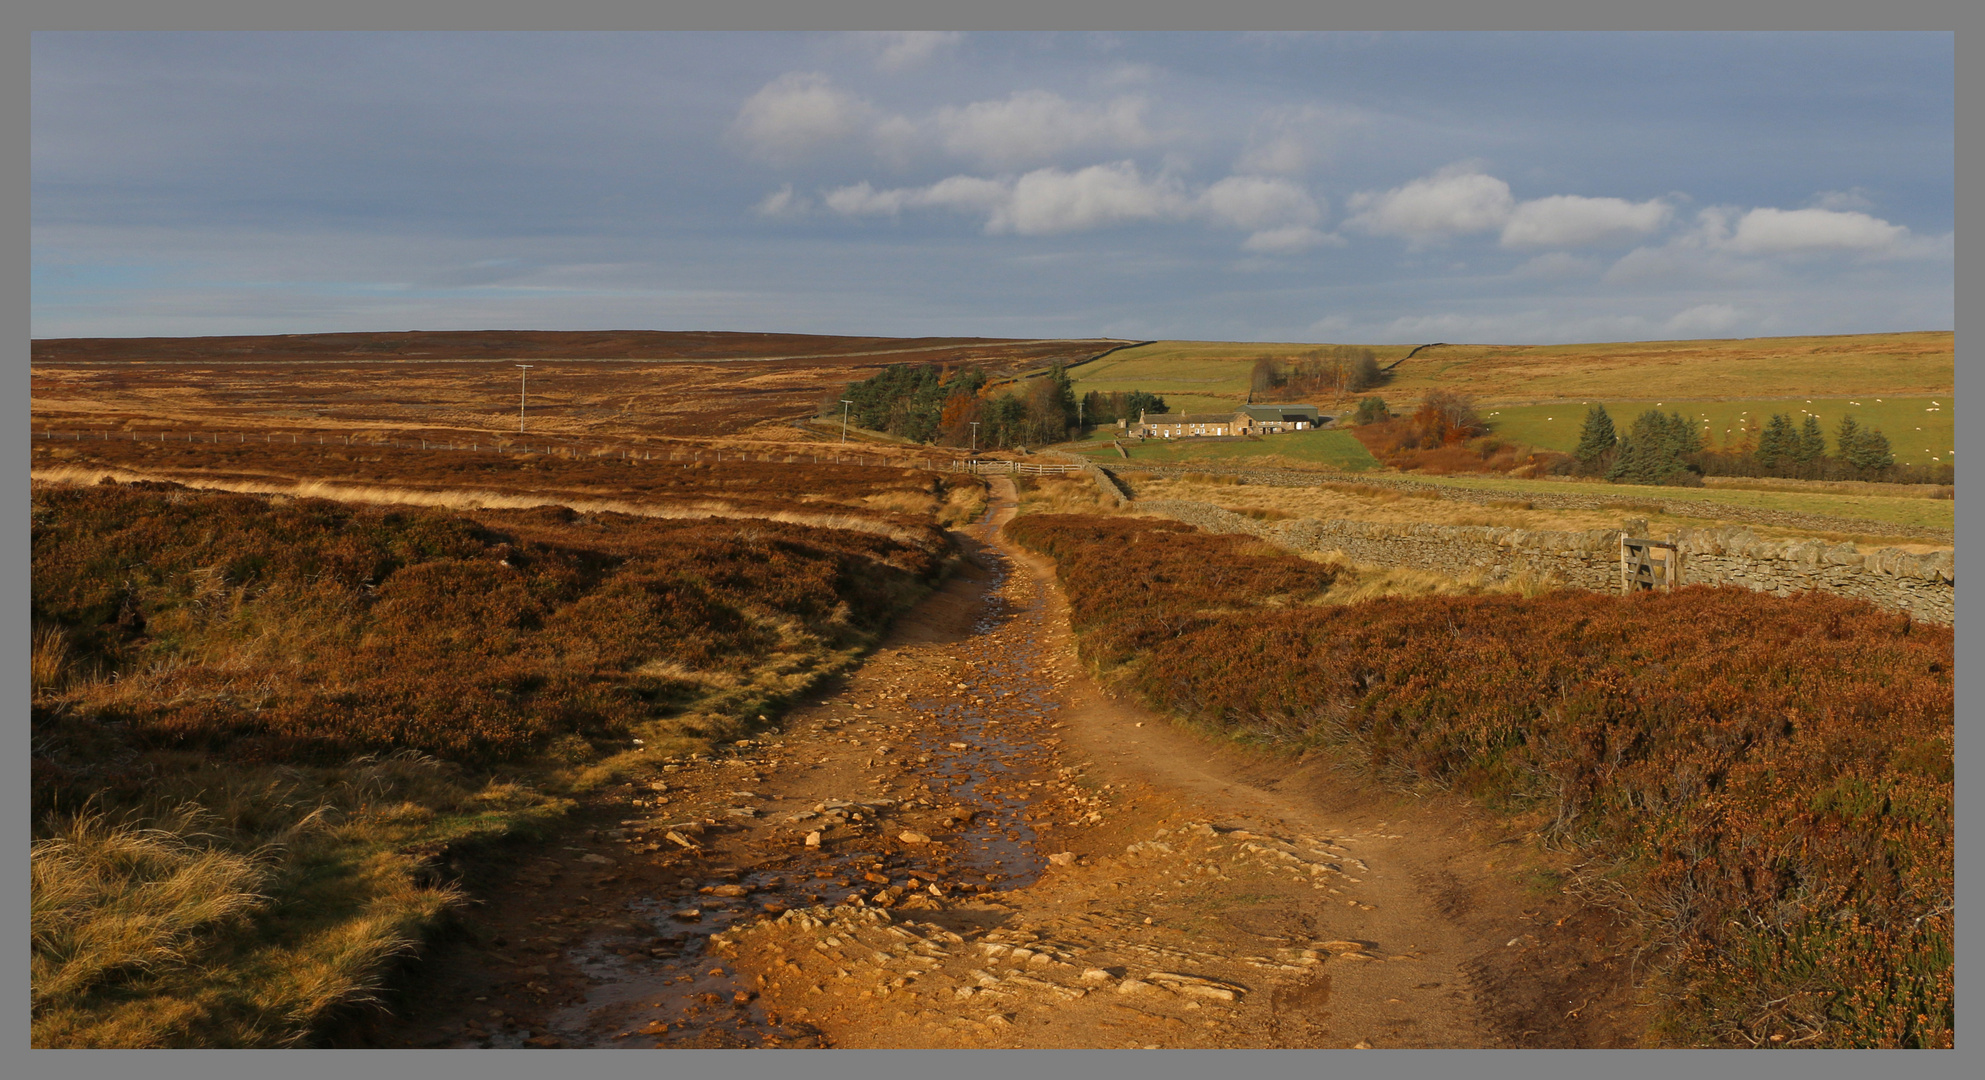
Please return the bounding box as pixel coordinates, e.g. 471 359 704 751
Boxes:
1015 474 1122 515
29 464 939 547
29 753 516 1047
1129 477 1950 554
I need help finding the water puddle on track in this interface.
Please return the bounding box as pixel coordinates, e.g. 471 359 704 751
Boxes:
474 499 1056 1048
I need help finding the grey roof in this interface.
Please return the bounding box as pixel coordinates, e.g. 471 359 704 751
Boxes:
1145 412 1237 424
1240 403 1320 420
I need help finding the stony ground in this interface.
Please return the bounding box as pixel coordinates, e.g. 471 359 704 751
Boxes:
341 480 1650 1049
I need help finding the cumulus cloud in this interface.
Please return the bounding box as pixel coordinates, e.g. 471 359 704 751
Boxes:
1499 194 1670 248
1242 226 1340 254
1810 187 1875 211
1513 251 1601 279
933 91 1156 170
1607 204 1949 283
730 77 1167 170
1345 164 1514 242
1199 175 1323 232
1348 164 1677 251
1723 206 1910 255
858 31 963 71
1234 104 1367 177
991 162 1189 234
729 73 875 164
754 184 811 219
822 164 1332 251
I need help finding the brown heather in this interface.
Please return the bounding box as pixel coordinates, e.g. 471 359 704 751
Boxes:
31 479 953 1045
1006 512 1952 1048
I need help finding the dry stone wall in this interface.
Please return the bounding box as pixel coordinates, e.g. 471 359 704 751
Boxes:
1134 499 1954 625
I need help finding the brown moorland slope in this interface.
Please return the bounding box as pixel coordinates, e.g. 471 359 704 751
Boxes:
29 329 1109 364
31 331 1128 440
1376 332 1953 404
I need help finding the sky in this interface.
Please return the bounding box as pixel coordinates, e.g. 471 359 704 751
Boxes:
31 31 1954 345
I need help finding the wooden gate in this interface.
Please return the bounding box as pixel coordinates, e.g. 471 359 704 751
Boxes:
1620 536 1678 592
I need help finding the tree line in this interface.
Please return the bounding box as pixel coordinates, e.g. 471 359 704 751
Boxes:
834 364 1169 450
1250 346 1385 401
1572 404 1930 485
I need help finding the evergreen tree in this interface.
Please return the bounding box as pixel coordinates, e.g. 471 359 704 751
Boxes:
1796 415 1827 464
1606 410 1697 485
1848 428 1894 472
1837 415 1895 473
1573 404 1618 469
1756 414 1797 471
1833 415 1862 463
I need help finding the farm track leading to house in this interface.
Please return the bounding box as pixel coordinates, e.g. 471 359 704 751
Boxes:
343 479 1647 1050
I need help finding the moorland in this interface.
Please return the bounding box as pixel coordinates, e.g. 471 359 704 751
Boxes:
30 328 1952 1049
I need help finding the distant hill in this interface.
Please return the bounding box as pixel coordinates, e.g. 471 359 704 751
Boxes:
30 329 1115 365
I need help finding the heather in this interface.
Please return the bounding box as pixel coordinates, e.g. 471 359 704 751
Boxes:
1007 512 1952 1047
31 481 950 1045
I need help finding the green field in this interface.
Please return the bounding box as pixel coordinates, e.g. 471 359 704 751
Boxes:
1068 428 1381 471
1485 397 1954 466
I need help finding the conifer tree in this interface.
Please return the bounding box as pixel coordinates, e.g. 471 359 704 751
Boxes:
1757 414 1796 471
1573 404 1617 470
1797 415 1827 464
1833 415 1862 464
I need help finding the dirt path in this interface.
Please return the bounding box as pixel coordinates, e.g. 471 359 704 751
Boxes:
341 479 1649 1049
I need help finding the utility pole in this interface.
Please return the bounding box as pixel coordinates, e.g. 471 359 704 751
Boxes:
516 365 535 432
969 422 979 455
840 400 852 443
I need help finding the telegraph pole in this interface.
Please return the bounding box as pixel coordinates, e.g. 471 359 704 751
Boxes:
516 365 535 432
840 400 852 443
969 421 979 455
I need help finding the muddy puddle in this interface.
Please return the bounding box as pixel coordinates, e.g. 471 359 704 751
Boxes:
464 508 1057 1048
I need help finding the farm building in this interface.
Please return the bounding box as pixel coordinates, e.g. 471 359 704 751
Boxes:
1133 403 1324 439
1234 404 1322 434
1135 411 1240 438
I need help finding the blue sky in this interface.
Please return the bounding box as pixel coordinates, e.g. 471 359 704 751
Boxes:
31 31 1953 344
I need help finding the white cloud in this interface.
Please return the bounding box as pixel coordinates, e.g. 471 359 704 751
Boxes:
1242 225 1340 254
1234 104 1367 177
1345 164 1514 242
933 91 1156 170
1664 303 1747 338
753 184 810 219
1724 207 1910 255
855 31 963 72
1499 195 1670 248
729 73 875 164
1810 187 1874 211
821 164 1334 250
991 162 1189 234
1198 175 1323 232
1513 251 1600 279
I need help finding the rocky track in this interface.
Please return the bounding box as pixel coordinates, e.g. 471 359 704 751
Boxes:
343 480 1648 1049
